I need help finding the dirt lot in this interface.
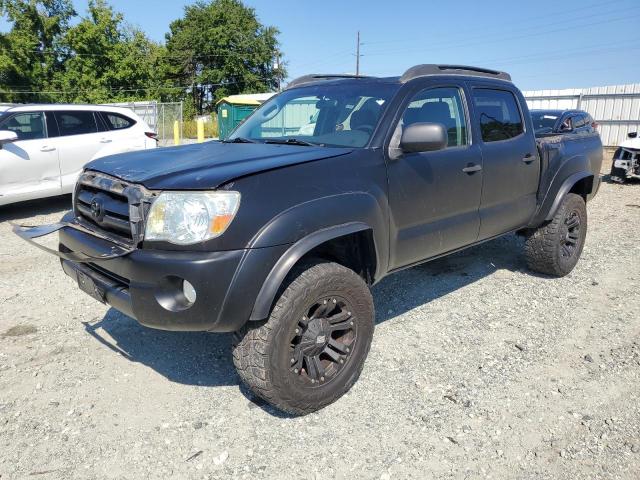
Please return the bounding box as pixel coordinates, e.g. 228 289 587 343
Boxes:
1 178 639 480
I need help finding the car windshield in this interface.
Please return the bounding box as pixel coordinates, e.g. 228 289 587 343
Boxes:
227 82 399 147
531 111 560 134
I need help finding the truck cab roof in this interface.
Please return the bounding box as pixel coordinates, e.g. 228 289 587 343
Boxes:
286 64 512 90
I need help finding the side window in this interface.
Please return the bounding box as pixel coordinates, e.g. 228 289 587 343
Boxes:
54 111 98 136
101 112 136 130
45 112 60 138
574 114 586 128
472 89 523 142
0 112 46 140
95 112 109 132
401 87 468 147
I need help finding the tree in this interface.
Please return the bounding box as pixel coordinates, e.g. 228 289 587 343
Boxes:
165 0 285 115
49 0 168 103
0 0 75 102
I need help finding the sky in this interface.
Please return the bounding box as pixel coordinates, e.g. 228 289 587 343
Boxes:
3 0 640 91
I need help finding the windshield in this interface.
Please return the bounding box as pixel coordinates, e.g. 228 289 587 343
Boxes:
227 82 399 147
531 111 560 134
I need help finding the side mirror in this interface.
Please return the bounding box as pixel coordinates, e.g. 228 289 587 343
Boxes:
0 130 18 148
629 132 638 139
400 122 448 153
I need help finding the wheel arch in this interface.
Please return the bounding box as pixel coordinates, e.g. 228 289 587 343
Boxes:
249 222 378 321
543 171 593 221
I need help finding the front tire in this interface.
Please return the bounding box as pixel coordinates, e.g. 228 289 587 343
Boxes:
524 193 587 277
232 261 375 415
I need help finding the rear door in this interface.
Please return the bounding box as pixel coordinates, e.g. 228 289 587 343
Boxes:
468 86 540 239
54 110 104 192
386 81 483 268
0 111 61 204
97 110 147 152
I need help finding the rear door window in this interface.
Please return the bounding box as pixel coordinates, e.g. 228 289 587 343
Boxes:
472 89 524 142
101 112 136 130
0 112 46 140
54 111 98 136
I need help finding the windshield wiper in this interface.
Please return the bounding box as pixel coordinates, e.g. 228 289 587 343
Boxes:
223 137 258 144
264 138 318 147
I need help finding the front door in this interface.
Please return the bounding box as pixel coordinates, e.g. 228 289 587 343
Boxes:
0 111 61 205
386 84 483 269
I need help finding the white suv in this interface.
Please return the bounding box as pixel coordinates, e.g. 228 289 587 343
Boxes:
0 104 157 206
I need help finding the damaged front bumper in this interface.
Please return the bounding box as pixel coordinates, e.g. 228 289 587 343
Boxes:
611 147 640 181
13 214 287 332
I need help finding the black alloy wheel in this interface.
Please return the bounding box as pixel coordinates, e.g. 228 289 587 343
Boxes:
289 296 356 385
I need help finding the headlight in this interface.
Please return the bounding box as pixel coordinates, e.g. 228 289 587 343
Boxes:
145 191 240 245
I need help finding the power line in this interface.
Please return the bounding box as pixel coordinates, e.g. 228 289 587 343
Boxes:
362 0 623 47
17 49 278 62
364 11 640 58
0 77 278 95
473 39 640 69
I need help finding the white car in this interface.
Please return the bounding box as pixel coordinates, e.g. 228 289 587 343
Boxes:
0 104 157 206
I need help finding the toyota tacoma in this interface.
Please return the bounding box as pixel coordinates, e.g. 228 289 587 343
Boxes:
14 64 603 415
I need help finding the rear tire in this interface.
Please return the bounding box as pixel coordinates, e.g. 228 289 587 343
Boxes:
524 193 587 277
232 261 374 415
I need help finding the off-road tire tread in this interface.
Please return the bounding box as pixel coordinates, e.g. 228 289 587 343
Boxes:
524 193 586 277
232 261 373 415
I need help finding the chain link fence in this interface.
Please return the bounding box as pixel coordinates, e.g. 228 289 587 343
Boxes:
107 101 183 147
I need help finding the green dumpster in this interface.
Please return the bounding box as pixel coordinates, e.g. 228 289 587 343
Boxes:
216 94 273 139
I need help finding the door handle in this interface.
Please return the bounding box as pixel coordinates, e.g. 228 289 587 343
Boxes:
100 138 112 143
462 163 482 174
40 146 56 152
522 153 534 164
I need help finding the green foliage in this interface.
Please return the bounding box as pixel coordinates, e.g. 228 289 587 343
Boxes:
165 0 285 115
0 0 284 106
0 0 75 102
48 0 168 103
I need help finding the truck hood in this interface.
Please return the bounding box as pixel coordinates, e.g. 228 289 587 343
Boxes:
86 141 353 190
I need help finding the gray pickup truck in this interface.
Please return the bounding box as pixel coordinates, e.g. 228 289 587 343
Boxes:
15 64 603 415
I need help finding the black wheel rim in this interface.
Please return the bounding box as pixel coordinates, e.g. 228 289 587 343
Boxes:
289 296 356 385
561 210 581 258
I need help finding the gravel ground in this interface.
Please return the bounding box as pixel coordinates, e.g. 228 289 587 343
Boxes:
1 178 639 480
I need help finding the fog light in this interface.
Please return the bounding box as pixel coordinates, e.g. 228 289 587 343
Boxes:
183 280 197 304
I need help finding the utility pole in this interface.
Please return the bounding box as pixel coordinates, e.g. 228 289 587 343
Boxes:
275 52 281 92
355 31 361 76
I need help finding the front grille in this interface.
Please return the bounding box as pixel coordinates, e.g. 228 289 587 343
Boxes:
73 171 151 245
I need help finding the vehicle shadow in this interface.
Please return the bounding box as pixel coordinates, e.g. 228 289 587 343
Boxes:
601 173 640 186
0 194 72 223
86 234 529 414
372 233 527 324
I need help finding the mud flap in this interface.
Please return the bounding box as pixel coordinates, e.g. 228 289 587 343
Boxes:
12 222 134 263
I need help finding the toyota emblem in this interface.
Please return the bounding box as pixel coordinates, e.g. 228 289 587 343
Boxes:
90 198 104 220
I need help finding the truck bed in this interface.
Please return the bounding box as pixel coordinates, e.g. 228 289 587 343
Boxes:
535 132 603 205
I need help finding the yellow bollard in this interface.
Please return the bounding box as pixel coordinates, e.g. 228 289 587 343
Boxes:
173 120 180 146
197 118 205 143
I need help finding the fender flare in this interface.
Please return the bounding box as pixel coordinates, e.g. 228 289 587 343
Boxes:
544 171 593 221
249 222 373 321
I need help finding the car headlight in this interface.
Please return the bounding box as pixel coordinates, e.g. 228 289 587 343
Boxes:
145 191 240 245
